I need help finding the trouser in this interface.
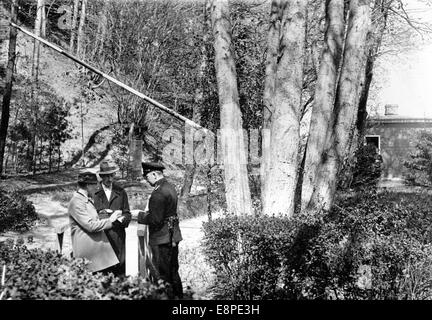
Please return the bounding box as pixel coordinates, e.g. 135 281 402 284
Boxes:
150 243 183 299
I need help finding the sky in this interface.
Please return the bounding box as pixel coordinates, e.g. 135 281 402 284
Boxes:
376 0 432 117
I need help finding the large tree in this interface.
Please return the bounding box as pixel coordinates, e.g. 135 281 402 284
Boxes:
301 0 345 210
261 0 308 216
0 1 8 78
306 0 372 212
28 0 45 174
261 0 372 215
209 0 252 215
0 0 17 176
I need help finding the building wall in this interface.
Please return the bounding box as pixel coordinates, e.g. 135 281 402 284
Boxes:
366 122 432 179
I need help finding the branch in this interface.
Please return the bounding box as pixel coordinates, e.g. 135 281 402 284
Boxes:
389 1 432 37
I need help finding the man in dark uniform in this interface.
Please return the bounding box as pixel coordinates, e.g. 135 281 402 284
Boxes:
93 161 131 277
138 161 183 299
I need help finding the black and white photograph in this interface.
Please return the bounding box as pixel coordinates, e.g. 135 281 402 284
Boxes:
1 0 432 311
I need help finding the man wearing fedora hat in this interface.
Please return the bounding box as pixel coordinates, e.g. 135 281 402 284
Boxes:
137 161 183 299
68 170 122 273
93 160 131 277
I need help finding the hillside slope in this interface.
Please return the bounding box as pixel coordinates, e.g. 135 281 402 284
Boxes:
5 21 219 215
14 30 116 165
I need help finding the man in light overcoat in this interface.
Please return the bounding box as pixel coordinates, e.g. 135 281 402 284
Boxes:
68 170 122 273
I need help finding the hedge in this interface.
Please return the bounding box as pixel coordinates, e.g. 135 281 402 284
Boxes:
202 191 432 300
0 238 193 300
0 188 38 233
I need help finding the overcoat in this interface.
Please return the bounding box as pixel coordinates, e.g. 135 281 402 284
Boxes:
93 183 131 265
68 191 119 272
138 178 182 245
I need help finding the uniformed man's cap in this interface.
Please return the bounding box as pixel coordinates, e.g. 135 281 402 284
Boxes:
142 162 165 176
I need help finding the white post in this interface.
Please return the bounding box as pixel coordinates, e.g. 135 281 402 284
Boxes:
126 218 150 278
125 219 139 277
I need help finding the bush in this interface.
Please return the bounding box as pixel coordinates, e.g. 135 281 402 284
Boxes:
403 131 432 186
202 191 432 300
0 188 38 233
338 143 382 191
0 239 192 300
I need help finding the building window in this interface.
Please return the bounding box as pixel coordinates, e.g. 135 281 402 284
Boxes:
365 135 380 153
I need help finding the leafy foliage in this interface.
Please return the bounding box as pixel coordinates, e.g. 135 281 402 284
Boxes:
5 81 72 174
342 143 383 191
203 191 432 299
403 131 432 186
0 239 193 300
0 188 38 233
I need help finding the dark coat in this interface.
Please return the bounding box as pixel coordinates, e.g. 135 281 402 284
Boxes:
138 178 182 246
93 183 131 265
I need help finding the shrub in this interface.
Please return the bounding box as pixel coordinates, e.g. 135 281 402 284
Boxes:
338 143 382 191
202 191 432 300
0 188 38 233
202 212 322 299
350 143 382 191
0 239 193 300
403 131 432 186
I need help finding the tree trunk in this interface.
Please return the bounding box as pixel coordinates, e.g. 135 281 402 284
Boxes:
260 0 279 199
38 137 43 173
308 0 371 212
210 0 252 216
31 0 44 82
77 0 87 59
28 0 44 174
181 4 208 198
0 0 17 177
57 145 61 172
261 0 307 217
14 143 18 173
64 124 112 168
128 123 143 180
356 0 389 136
301 0 345 211
92 0 107 61
0 1 9 84
70 0 79 52
41 0 46 37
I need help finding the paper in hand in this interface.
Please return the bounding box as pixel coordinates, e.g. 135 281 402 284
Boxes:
130 209 141 218
145 198 149 212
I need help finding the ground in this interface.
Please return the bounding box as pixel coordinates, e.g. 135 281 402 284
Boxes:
0 171 218 300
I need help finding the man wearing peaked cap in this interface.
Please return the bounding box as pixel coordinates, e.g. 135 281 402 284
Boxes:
141 162 166 177
138 161 183 299
93 160 131 277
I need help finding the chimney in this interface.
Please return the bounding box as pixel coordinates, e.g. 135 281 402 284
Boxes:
384 104 398 116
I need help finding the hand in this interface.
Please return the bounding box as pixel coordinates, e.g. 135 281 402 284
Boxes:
109 210 122 223
130 209 141 219
99 209 113 215
113 210 124 222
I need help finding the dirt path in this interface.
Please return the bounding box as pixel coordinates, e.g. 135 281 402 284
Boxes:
0 193 216 299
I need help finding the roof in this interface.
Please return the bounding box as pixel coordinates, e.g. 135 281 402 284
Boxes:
368 115 432 124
